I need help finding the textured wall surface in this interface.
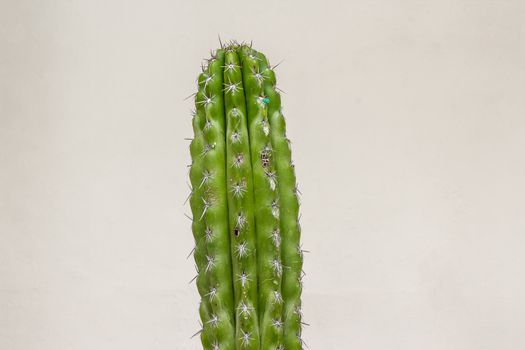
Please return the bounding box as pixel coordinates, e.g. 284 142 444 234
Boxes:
1 1 524 349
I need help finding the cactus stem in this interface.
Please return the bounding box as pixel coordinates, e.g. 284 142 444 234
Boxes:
189 44 304 349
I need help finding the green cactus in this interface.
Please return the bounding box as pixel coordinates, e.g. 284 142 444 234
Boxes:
188 41 304 350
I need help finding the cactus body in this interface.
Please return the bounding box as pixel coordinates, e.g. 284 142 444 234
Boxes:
188 42 303 350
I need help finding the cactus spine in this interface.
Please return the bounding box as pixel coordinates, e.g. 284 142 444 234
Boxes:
188 42 303 350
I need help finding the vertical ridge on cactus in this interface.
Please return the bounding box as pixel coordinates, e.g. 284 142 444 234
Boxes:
223 48 261 349
188 41 303 350
257 53 304 350
238 46 284 350
189 103 214 349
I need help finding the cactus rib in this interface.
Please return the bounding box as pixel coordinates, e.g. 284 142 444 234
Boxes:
258 54 304 350
189 103 214 349
223 48 261 349
238 46 284 350
196 50 236 350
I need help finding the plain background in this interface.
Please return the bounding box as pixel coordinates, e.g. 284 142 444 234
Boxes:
1 1 524 349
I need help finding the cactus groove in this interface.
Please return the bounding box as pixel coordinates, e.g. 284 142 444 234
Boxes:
188 41 304 350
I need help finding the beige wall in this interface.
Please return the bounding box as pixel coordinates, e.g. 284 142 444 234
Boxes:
1 1 524 349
